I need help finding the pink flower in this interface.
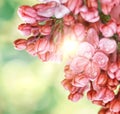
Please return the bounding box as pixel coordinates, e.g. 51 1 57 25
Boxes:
26 37 37 56
38 51 62 62
36 2 70 18
61 79 73 91
66 0 80 12
54 4 70 18
99 38 117 54
18 23 40 36
27 36 37 45
92 51 109 70
100 0 120 15
95 87 115 103
14 39 27 50
107 70 115 79
14 0 120 111
68 87 86 102
70 56 89 74
37 52 51 61
61 79 79 93
38 0 61 3
35 37 61 62
64 65 75 79
100 0 112 4
101 3 113 15
98 108 108 114
31 25 40 36
86 28 99 48
102 88 115 103
72 74 89 87
26 43 37 56
100 20 117 37
78 42 95 59
86 0 98 8
96 72 108 86
38 0 68 3
73 23 85 41
87 89 97 101
61 0 68 3
63 14 75 26
68 92 83 102
35 37 54 54
108 63 118 73
92 100 105 106
36 2 57 17
46 52 62 62
85 61 100 81
110 4 120 24
80 6 99 23
107 78 119 90
107 63 118 79
18 24 31 36
74 1 83 15
110 99 120 112
40 25 51 35
18 5 37 23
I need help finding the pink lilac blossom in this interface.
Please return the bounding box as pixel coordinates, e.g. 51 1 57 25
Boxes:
100 20 117 37
86 28 99 48
92 51 109 70
18 5 37 23
110 4 120 24
14 39 27 50
99 38 117 54
63 14 75 26
80 6 100 23
73 23 85 41
14 0 120 114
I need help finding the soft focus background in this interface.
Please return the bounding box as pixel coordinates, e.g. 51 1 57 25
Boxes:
0 0 100 114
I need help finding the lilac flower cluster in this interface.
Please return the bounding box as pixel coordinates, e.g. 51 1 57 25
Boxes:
14 0 120 113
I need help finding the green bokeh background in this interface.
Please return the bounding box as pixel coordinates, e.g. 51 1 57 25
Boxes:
0 0 100 114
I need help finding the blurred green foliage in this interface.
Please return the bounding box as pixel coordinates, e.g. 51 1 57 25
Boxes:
0 0 16 21
0 0 100 114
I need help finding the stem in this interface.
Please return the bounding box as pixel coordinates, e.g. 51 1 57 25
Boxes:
97 0 102 13
50 18 63 42
97 0 111 24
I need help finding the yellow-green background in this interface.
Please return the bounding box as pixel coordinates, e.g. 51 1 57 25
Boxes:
0 0 100 114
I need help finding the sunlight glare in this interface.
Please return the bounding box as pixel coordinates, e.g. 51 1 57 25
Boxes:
61 38 79 56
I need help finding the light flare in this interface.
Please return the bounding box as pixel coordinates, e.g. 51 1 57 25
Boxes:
61 38 79 56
